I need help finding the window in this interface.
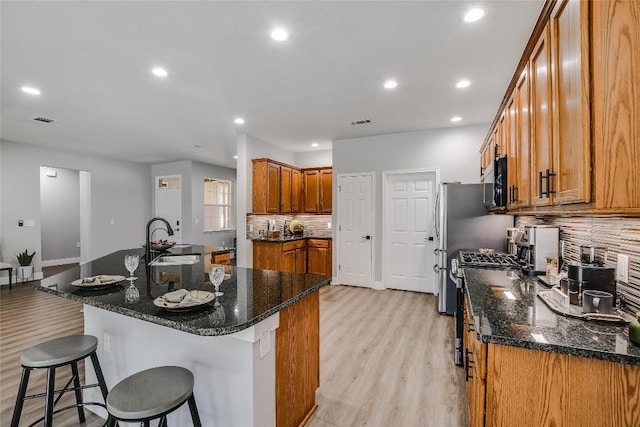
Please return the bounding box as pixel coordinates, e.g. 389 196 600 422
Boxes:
204 178 233 231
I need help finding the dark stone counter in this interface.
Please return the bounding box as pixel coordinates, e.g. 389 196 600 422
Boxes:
463 268 640 366
36 246 331 336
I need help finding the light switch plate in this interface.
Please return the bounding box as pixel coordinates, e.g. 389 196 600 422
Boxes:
617 254 629 283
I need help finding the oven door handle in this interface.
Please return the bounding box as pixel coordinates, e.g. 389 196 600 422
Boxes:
449 268 458 284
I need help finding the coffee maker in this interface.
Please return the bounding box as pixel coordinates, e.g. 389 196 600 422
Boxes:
516 225 559 274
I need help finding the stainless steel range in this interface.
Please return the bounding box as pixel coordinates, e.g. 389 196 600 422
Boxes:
458 251 521 269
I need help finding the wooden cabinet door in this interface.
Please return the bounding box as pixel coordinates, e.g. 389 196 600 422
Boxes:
267 163 281 213
530 23 554 207
304 170 320 212
291 169 302 213
295 248 307 274
280 166 292 213
505 96 518 210
307 240 329 275
320 169 332 213
515 67 532 208
282 249 296 273
550 0 591 205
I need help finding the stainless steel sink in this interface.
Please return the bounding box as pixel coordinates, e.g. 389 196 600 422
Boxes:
149 254 200 266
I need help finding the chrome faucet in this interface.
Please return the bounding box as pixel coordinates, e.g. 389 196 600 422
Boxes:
145 217 174 262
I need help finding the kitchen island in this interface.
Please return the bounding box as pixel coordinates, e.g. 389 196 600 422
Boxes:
463 268 640 426
36 246 331 427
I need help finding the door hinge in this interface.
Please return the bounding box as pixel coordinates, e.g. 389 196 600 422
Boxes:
339 225 341 231
339 185 341 192
338 264 341 270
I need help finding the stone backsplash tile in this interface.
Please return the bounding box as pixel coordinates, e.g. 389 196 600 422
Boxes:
516 216 640 314
247 214 332 239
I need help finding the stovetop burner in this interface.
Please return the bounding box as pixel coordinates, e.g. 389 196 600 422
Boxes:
458 251 521 269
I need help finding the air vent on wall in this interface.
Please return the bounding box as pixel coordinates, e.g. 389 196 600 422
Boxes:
31 116 57 124
350 119 372 126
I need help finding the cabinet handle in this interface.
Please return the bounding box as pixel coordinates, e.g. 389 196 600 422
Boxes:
480 166 484 177
465 349 474 381
538 170 544 198
513 186 518 203
546 169 556 197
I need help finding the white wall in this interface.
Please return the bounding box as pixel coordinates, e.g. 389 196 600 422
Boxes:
0 141 151 274
294 149 332 168
332 124 487 282
236 134 296 267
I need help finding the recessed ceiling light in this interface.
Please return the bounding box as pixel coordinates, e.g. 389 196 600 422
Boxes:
152 67 169 77
234 155 238 159
234 117 245 125
455 79 471 89
464 8 485 23
311 143 319 147
271 27 289 41
451 116 463 122
383 80 398 89
21 86 41 95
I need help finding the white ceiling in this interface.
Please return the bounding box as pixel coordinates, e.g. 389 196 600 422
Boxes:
1 1 544 168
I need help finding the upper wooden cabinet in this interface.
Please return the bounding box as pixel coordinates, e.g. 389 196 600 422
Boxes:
303 167 332 213
481 0 640 215
592 0 640 211
252 159 302 214
549 0 591 205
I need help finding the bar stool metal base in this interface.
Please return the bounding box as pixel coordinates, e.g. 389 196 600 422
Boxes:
106 366 202 427
11 335 109 427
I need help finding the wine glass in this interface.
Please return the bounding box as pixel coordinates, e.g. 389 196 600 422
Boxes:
124 254 139 281
209 265 225 296
124 281 140 303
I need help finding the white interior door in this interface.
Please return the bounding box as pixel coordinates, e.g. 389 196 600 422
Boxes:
383 170 437 293
155 175 182 243
337 174 373 287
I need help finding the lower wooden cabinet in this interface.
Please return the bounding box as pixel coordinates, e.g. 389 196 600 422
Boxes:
253 240 307 273
464 295 640 427
307 239 332 276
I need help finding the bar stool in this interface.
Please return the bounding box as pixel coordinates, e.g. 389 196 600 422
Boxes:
106 366 202 427
0 262 12 289
11 335 109 427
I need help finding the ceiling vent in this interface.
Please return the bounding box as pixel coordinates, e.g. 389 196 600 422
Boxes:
350 119 372 126
31 116 57 124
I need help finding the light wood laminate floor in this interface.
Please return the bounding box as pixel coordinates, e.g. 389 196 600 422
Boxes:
308 285 467 427
1 282 467 426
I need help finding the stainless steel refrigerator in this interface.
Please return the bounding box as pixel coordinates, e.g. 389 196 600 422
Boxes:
434 183 513 315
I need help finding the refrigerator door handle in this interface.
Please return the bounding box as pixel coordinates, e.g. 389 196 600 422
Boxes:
433 264 445 274
434 191 441 239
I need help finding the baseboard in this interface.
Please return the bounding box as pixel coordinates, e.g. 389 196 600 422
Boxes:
41 257 80 267
372 281 386 290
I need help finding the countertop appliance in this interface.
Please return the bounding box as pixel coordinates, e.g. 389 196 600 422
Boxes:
458 251 521 269
516 225 559 274
482 156 508 210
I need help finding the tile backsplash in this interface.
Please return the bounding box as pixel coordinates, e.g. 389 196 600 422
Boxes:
247 214 332 239
516 216 640 314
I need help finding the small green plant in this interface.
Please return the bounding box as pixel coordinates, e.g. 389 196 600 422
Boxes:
289 220 306 234
16 249 36 266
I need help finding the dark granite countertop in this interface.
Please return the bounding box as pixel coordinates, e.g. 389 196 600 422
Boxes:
463 268 640 366
251 235 332 242
36 246 331 336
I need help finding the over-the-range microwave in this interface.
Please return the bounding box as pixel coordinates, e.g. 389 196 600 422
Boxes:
482 156 507 210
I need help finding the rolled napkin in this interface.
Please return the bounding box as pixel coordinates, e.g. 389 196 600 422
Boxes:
163 288 190 303
81 277 99 284
178 293 202 307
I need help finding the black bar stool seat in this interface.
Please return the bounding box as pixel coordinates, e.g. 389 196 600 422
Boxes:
106 366 202 427
11 334 109 427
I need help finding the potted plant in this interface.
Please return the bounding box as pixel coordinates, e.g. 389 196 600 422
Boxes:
16 249 35 282
289 220 306 236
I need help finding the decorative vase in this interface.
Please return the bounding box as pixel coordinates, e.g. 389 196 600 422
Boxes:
17 265 34 282
293 230 303 237
630 315 640 346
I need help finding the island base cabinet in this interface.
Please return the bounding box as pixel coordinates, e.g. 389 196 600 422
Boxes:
276 291 320 427
485 344 640 427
